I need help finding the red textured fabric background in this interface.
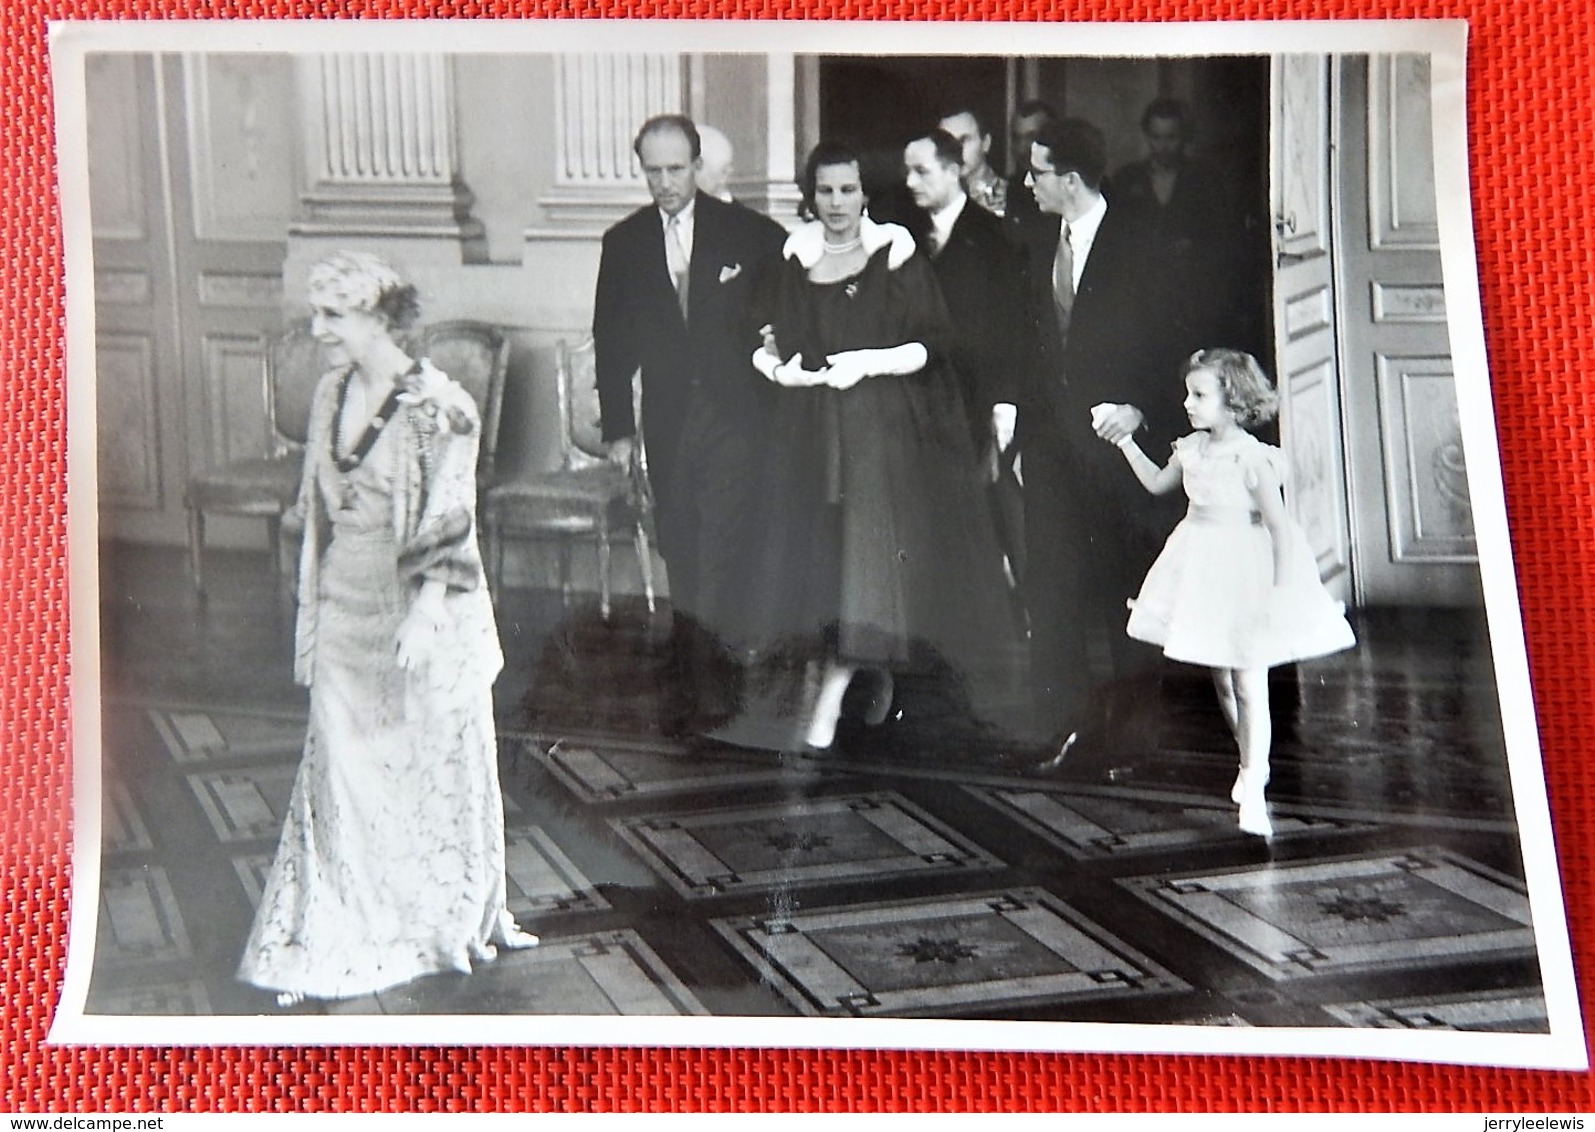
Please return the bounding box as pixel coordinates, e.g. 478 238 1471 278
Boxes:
5 1 1592 1114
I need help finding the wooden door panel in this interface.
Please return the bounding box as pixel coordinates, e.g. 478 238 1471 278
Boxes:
1272 54 1353 601
1340 55 1476 604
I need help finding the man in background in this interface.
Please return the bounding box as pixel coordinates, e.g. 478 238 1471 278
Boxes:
696 124 736 202
938 105 1009 220
902 127 1029 603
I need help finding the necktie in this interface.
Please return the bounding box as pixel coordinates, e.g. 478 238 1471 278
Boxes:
1052 222 1075 341
665 214 689 319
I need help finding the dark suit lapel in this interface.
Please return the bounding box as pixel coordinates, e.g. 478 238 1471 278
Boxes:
1074 206 1124 314
684 193 722 329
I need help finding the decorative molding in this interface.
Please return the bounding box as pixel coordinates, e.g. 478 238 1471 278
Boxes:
1377 353 1475 563
198 272 284 310
199 335 270 468
186 55 298 243
85 54 148 241
1283 284 1332 342
1369 54 1439 251
96 333 162 510
1276 54 1331 262
536 53 686 232
1282 358 1351 579
1372 282 1446 323
293 54 483 250
95 270 152 306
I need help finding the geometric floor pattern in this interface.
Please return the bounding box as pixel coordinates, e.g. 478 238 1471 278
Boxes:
1321 988 1551 1032
612 791 1005 898
712 886 1187 1018
966 782 1375 859
83 558 1550 1031
1119 847 1537 981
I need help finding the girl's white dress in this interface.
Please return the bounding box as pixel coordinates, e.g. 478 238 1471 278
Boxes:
1126 430 1356 670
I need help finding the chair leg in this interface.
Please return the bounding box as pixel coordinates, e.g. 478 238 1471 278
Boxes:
634 520 657 615
186 505 207 605
267 514 295 622
557 540 572 610
597 524 613 622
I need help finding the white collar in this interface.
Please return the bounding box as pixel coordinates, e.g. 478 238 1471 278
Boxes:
784 216 917 269
1064 191 1108 243
929 193 968 237
659 196 697 230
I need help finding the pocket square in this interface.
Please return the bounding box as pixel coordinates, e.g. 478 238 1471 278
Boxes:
718 263 743 284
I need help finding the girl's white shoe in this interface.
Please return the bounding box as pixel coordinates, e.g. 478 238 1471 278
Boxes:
1234 766 1273 838
1231 768 1270 805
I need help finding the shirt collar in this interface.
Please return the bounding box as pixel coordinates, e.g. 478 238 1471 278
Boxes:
929 192 968 239
660 195 697 231
1065 191 1108 244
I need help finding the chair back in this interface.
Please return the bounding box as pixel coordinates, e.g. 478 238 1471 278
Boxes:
265 320 326 452
558 336 610 471
418 320 511 488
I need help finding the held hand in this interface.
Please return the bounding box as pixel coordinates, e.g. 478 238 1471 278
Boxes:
775 353 827 387
823 351 870 390
1093 403 1145 447
395 592 448 671
606 435 636 470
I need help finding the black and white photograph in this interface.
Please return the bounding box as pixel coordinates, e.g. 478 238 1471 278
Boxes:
49 18 1584 1066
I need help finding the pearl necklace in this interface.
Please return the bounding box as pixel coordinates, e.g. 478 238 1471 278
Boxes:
822 234 863 255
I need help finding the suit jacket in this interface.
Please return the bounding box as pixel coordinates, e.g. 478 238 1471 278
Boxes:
1018 201 1190 475
592 192 787 500
909 200 1028 450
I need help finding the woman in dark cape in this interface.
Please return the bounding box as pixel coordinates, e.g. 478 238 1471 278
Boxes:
727 141 1020 753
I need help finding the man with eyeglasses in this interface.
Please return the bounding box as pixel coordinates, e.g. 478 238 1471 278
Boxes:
1014 116 1190 770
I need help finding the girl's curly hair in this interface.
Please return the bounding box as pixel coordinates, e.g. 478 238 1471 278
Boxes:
1185 347 1279 429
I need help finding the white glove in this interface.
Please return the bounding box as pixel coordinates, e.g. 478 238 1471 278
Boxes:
992 403 1017 453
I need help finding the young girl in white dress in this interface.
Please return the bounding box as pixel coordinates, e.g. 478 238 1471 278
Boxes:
1106 348 1355 837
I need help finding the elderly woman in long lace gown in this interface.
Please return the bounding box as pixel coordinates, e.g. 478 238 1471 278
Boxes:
238 252 536 1008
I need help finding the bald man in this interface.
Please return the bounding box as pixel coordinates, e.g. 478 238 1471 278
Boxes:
696 125 736 203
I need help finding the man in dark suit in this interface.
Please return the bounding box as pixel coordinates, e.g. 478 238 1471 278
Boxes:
1017 116 1190 759
902 128 1030 595
592 114 787 730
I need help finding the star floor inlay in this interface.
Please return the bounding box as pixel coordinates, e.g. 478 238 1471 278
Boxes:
712 886 1187 1017
613 791 1004 897
1120 847 1535 981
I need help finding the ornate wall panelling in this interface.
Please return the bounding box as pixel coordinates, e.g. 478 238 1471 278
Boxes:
95 333 162 512
1376 353 1473 562
88 53 177 530
1271 53 1354 601
87 53 297 544
176 54 297 546
1338 54 1474 604
533 53 686 234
